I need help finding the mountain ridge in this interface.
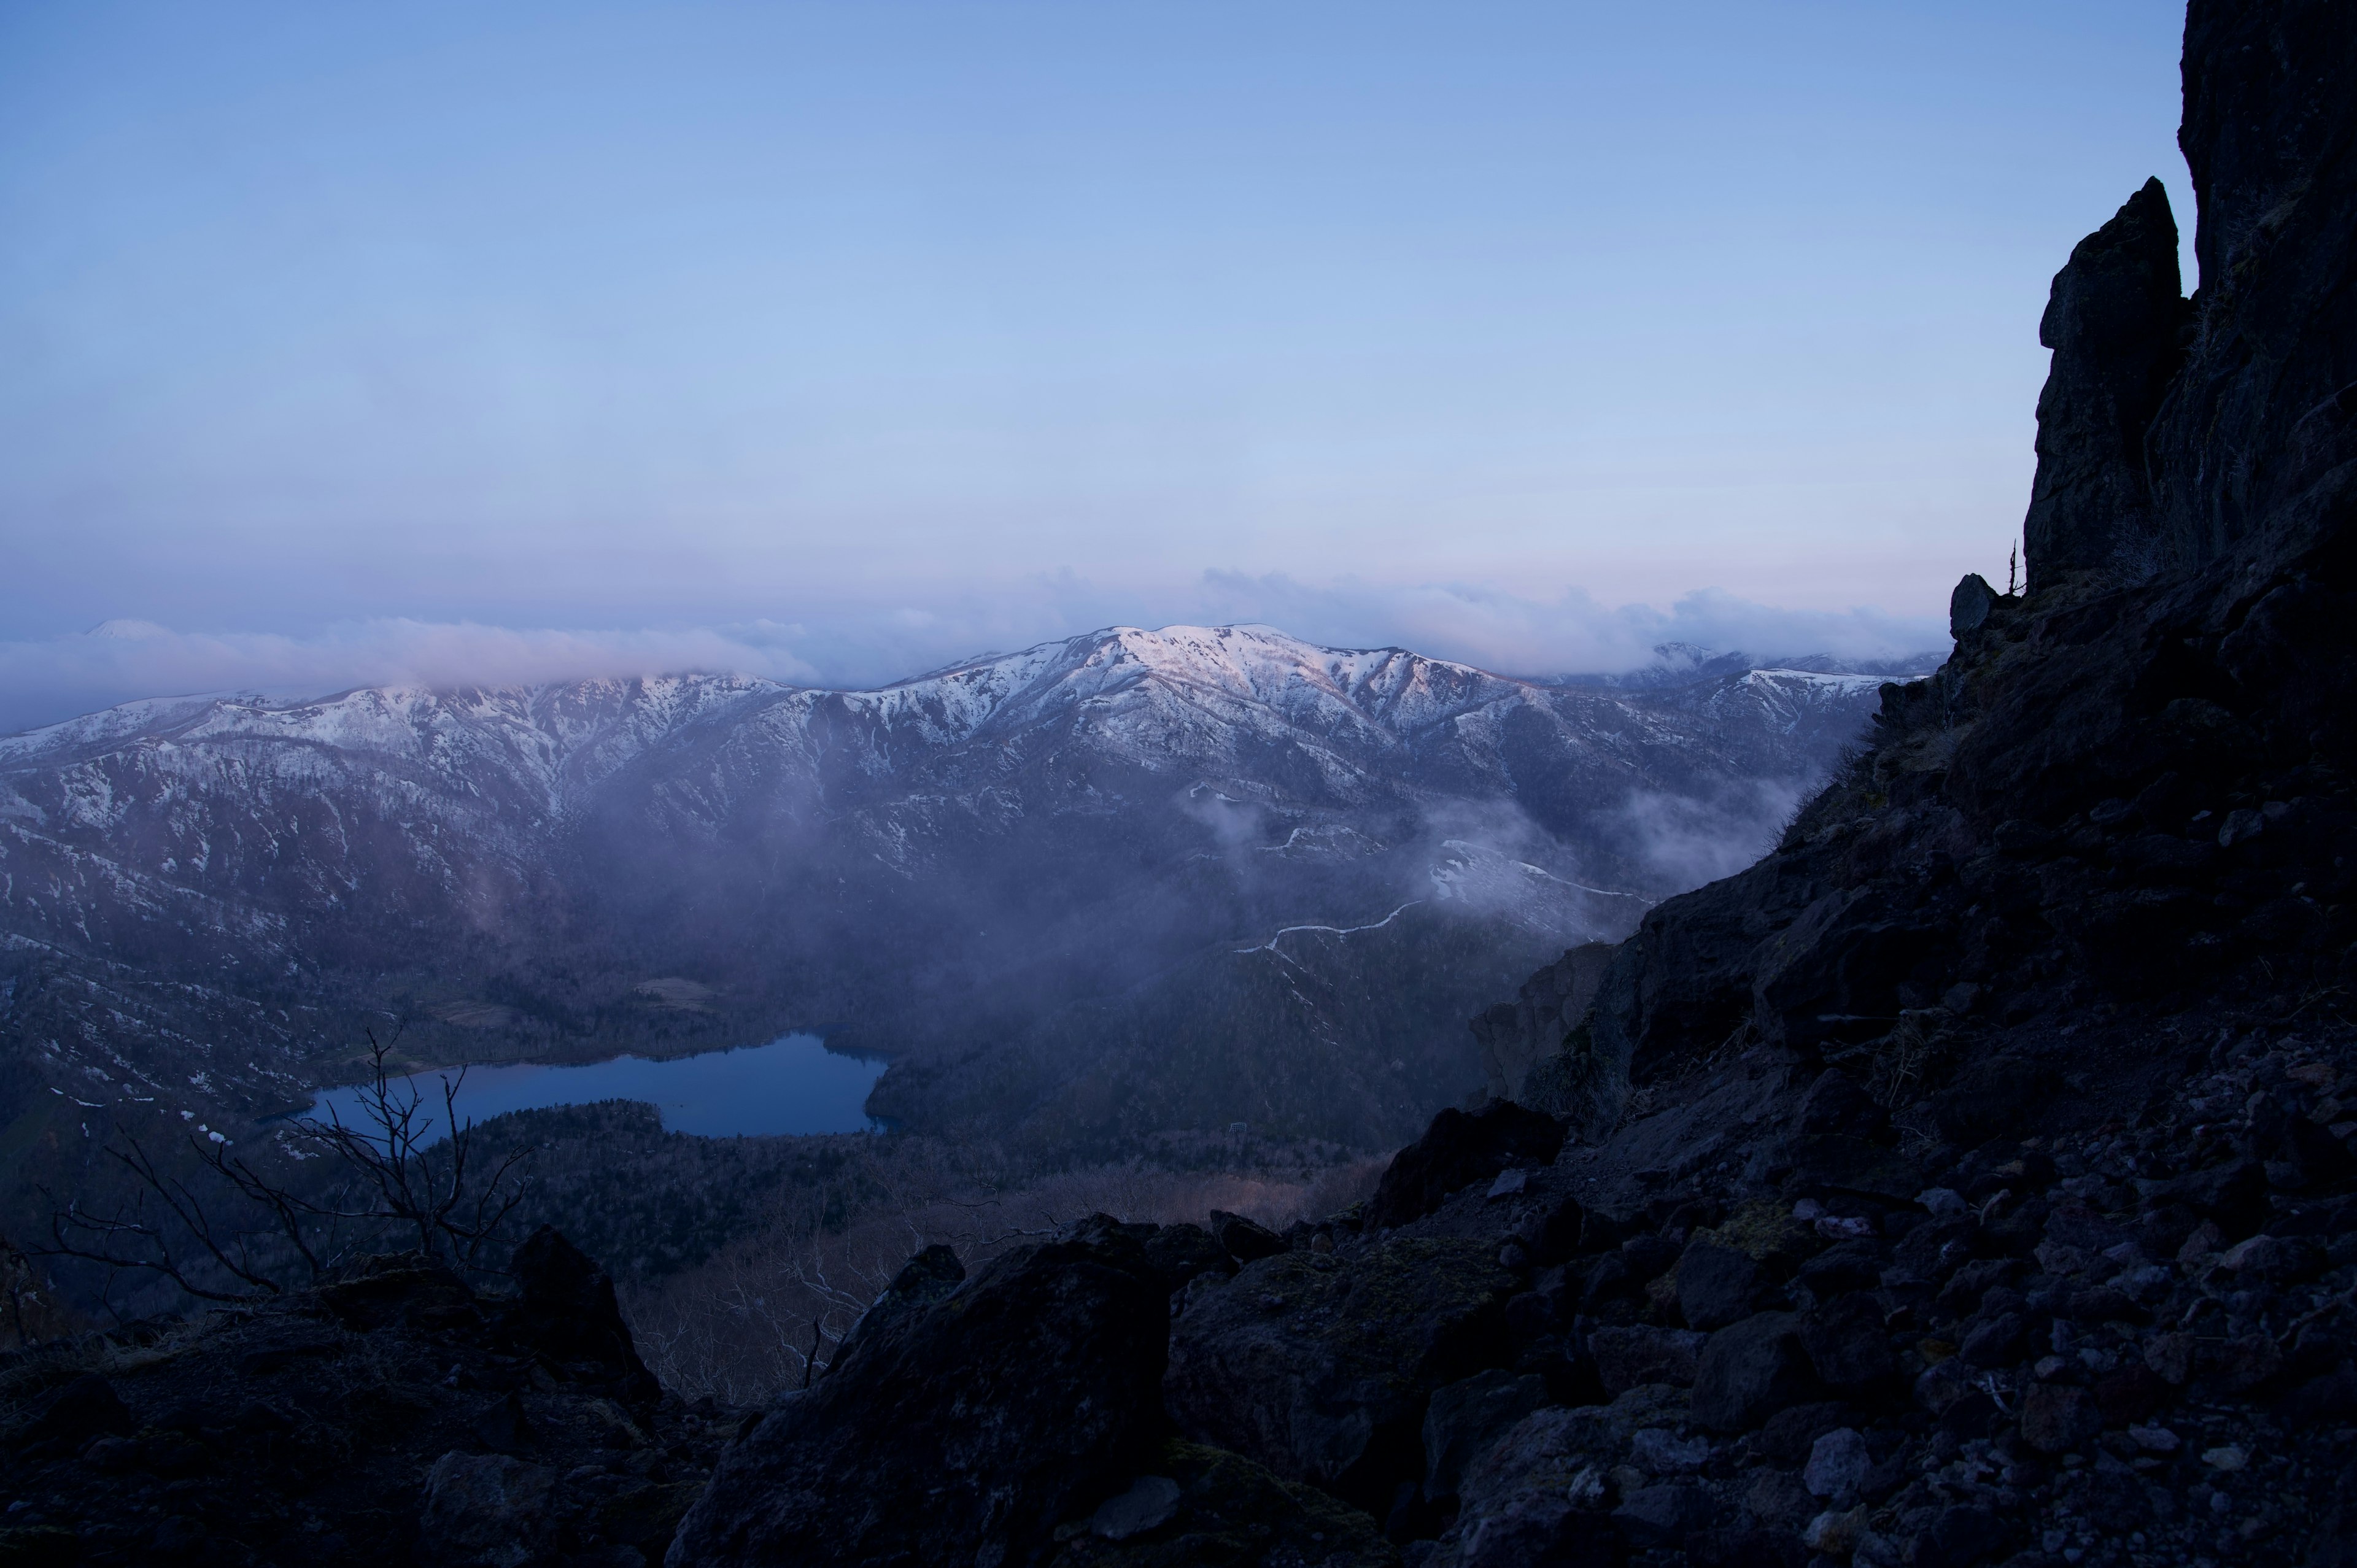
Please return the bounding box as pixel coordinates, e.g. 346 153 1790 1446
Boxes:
0 623 1921 1167
0 621 1930 777
10 6 2355 1567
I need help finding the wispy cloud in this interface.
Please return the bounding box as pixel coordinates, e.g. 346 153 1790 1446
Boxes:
0 573 1946 736
1185 573 1944 678
1609 781 1813 890
0 619 821 736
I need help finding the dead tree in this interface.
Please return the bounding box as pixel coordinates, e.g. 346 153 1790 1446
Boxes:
36 1029 532 1309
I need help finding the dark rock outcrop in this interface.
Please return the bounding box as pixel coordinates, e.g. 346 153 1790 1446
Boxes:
838 1241 967 1357
1206 1210 1288 1267
1674 1240 1760 1332
509 1225 661 1412
1420 1369 1550 1503
0 1240 730 1567
1691 1312 1817 1432
1949 573 2000 639
1469 943 1618 1108
1364 1102 1566 1230
1044 1439 1398 1567
669 1216 1170 1567
1137 1223 1234 1294
2022 177 2190 587
2153 0 2357 570
12 1374 132 1450
1428 9 2357 1566
1163 1239 1519 1512
1555 0 2357 1148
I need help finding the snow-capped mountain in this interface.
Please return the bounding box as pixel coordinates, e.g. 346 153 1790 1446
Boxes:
0 625 1932 1153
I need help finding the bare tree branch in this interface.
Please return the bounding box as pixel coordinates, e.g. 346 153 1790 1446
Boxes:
32 1026 535 1315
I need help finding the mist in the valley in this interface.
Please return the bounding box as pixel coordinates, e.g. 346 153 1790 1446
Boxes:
0 606 1908 1165
608 744 1851 1151
1605 779 1817 894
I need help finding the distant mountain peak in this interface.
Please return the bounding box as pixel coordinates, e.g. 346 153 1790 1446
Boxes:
87 618 175 640
1552 641 1944 691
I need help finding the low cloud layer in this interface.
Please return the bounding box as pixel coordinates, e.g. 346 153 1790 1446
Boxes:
1186 574 1943 679
0 573 1946 736
0 620 822 735
1611 781 1814 892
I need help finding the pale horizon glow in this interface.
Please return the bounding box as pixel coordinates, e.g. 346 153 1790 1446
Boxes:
0 2 2189 730
0 589 1954 736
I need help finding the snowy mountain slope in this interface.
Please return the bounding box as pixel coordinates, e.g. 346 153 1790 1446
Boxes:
0 625 1933 1151
0 625 1894 850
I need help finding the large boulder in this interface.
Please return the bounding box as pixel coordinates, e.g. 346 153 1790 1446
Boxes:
1749 889 1941 1056
1423 1370 1550 1502
0 1240 735 1567
1675 1241 1761 1332
1365 1103 1566 1229
1691 1313 1818 1432
12 1375 132 1449
418 1451 560 1568
1207 1210 1288 1267
1583 861 1806 1103
1799 1291 1897 1394
1468 942 1619 1106
831 1242 965 1362
1425 1388 1695 1568
508 1226 660 1410
1044 1440 1398 1568
1139 1223 1235 1292
668 1216 1169 1567
1589 1326 1705 1396
1164 1238 1519 1513
1792 1070 1886 1139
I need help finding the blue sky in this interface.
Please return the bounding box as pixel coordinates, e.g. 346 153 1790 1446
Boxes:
0 1 2190 728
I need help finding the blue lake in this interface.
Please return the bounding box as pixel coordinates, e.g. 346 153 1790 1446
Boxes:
304 1032 888 1140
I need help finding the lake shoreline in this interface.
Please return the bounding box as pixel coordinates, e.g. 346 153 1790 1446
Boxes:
287 1032 890 1141
298 1021 883 1095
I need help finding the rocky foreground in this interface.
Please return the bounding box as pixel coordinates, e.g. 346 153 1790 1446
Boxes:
0 1229 735 1565
8 0 2357 1564
14 1056 2347 1568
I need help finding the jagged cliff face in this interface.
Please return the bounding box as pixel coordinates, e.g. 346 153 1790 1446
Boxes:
1569 0 2357 1126
1401 3 2357 1560
9 8 2356 1568
2019 178 2188 585
664 5 2357 1562
2033 1 2357 589
2156 0 2357 571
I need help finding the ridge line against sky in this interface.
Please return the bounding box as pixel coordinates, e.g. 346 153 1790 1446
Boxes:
0 578 1948 736
1 1 2186 732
